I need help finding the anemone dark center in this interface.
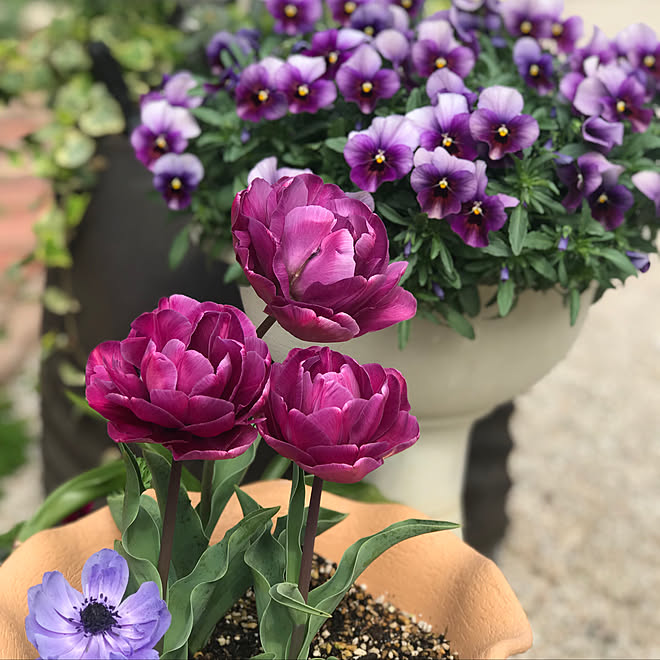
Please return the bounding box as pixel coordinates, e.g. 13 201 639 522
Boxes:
551 22 563 37
529 63 540 77
435 56 447 69
296 84 310 97
284 4 298 17
361 80 374 95
80 601 117 636
520 20 532 34
644 54 656 68
344 0 356 13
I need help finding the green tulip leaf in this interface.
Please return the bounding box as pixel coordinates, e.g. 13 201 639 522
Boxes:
273 507 348 541
286 465 306 584
54 129 95 169
269 582 331 619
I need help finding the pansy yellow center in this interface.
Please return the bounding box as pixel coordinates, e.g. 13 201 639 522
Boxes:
498 124 509 137
374 149 386 164
170 177 183 191
520 20 532 34
442 135 453 147
597 193 608 204
257 89 269 102
644 54 656 68
361 81 374 93
551 22 563 37
402 0 413 8
471 201 483 215
438 178 448 189
284 4 298 17
344 0 356 13
529 63 540 77
297 84 310 97
616 99 626 113
155 135 167 150
364 25 375 36
435 56 447 69
328 51 339 64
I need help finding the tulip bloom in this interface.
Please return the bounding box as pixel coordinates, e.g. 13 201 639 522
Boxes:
231 173 417 342
258 346 419 483
86 296 271 461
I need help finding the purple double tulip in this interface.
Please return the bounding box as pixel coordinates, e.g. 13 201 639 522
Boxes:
469 86 540 160
336 45 400 113
344 115 420 192
85 297 271 461
231 174 417 342
258 346 419 483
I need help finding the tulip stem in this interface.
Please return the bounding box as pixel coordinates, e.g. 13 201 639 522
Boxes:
289 475 323 659
199 460 213 529
256 315 276 338
157 458 182 597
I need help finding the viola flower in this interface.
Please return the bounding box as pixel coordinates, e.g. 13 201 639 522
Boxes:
336 45 400 113
25 549 170 660
86 296 271 461
275 55 337 113
265 0 322 35
573 64 654 133
391 0 424 18
152 153 204 211
626 250 651 273
500 0 562 39
513 37 554 95
235 58 288 122
469 86 540 160
444 160 519 247
141 71 203 109
344 115 420 192
550 15 583 54
247 156 311 184
631 171 660 216
303 28 368 79
327 0 365 27
582 116 624 153
206 30 256 78
407 93 478 159
412 18 476 78
130 100 201 170
558 235 569 251
231 173 417 342
556 152 613 212
349 2 402 37
410 147 477 219
373 28 411 66
570 26 617 71
432 282 445 299
616 24 660 84
588 167 634 230
500 265 510 281
257 346 419 483
426 68 478 107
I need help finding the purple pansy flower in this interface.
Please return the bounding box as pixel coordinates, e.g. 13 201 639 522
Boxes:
556 152 613 212
303 28 368 78
247 156 311 184
570 26 617 71
206 30 256 78
235 58 288 122
445 160 519 247
327 0 366 26
373 28 411 66
265 0 322 35
336 45 400 113
391 0 425 17
276 55 337 113
25 549 170 660
626 250 651 272
588 166 634 230
141 71 203 109
130 100 201 171
500 0 562 38
412 18 475 78
550 15 583 53
616 24 660 84
350 2 407 37
410 147 477 219
582 116 624 153
406 93 478 159
152 153 204 211
631 171 660 216
344 115 420 192
257 346 419 483
426 68 478 106
469 86 540 160
573 64 653 133
513 37 554 95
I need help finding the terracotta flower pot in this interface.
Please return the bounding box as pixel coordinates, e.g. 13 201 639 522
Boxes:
0 480 532 659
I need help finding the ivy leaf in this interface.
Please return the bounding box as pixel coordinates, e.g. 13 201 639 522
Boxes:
54 129 95 169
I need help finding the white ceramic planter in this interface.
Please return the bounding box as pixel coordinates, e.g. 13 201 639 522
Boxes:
241 286 592 531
